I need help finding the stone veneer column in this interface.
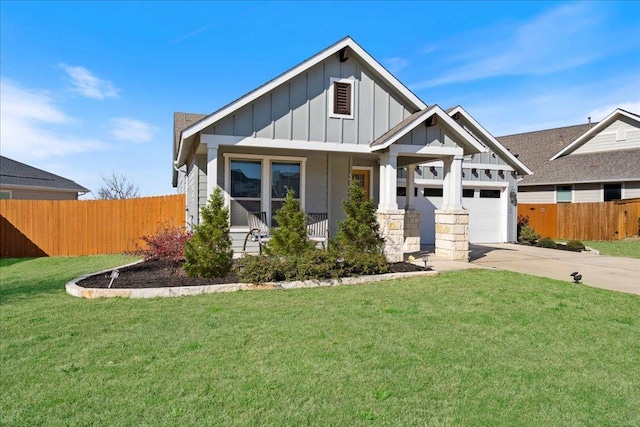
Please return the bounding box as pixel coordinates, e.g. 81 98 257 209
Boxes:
377 209 421 262
403 210 421 253
435 209 469 261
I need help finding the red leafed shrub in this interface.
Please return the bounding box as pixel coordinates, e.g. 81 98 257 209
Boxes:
135 224 192 265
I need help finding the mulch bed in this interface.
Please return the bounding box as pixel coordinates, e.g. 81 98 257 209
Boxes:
78 259 429 289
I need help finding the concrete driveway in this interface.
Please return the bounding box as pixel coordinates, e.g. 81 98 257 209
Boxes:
468 243 640 296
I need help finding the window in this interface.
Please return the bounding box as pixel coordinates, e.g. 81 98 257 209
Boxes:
604 183 622 201
424 188 443 197
556 185 572 203
0 191 11 199
270 162 301 225
229 160 262 226
329 78 354 119
479 189 501 198
396 187 406 197
462 188 474 198
226 155 305 227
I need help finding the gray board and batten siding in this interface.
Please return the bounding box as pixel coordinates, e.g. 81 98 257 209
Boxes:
201 54 416 145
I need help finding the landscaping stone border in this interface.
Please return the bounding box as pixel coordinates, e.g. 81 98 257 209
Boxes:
66 265 439 299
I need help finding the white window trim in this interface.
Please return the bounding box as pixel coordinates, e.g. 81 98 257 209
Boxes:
556 185 573 203
0 189 12 199
329 77 355 119
351 166 373 198
224 153 306 231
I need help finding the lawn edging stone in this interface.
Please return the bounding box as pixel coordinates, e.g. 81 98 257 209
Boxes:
66 265 439 299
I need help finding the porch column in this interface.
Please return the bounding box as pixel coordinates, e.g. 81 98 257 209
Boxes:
405 164 415 210
442 155 464 210
207 144 218 200
435 154 469 261
378 152 398 211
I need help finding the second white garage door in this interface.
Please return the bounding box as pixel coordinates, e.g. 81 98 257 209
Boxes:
399 186 506 244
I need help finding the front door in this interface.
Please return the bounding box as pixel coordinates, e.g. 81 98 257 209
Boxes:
352 168 371 198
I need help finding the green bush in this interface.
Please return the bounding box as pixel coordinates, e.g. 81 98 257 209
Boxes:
336 179 385 255
518 224 540 245
233 255 287 283
341 251 389 276
267 189 313 256
234 249 389 284
184 187 233 278
567 240 585 252
537 237 556 249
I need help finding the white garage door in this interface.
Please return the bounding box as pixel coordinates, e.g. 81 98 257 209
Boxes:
399 187 506 244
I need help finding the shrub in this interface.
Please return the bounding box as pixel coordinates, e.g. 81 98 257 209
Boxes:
135 224 191 266
234 249 389 284
267 189 313 256
341 251 389 276
518 224 540 245
336 179 384 255
184 187 233 278
567 240 585 252
537 237 556 249
234 255 287 283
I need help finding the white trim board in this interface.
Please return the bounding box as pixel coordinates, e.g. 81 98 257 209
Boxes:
447 105 533 175
550 108 640 160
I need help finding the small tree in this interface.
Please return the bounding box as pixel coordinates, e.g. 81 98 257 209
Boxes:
96 173 140 199
336 179 384 255
184 187 233 278
267 189 313 256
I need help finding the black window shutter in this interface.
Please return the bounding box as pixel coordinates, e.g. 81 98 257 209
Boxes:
334 82 351 115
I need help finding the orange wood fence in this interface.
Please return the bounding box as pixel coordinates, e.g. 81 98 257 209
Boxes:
0 195 186 258
518 199 640 241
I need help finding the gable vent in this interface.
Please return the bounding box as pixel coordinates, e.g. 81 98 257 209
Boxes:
334 82 351 116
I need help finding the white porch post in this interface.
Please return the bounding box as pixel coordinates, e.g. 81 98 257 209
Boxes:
378 152 398 211
442 155 464 210
435 154 469 261
207 144 218 200
405 164 415 210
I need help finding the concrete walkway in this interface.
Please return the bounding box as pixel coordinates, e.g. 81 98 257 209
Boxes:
411 244 640 295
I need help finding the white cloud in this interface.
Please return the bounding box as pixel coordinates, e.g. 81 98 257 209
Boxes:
410 3 609 89
60 63 119 99
0 78 105 159
171 22 216 44
110 118 158 143
383 57 409 74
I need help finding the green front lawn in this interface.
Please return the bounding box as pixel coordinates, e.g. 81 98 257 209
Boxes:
584 239 640 259
1 256 639 425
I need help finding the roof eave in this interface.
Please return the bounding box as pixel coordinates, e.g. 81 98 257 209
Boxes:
175 36 428 161
550 109 640 160
448 106 533 175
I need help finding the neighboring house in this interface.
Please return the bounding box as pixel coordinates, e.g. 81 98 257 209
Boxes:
173 37 530 261
0 156 89 200
498 109 640 204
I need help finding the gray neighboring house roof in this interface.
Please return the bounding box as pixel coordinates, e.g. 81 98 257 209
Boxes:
497 123 640 185
0 156 89 193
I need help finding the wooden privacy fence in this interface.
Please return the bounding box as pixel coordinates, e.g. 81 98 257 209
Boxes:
0 195 185 258
519 199 640 241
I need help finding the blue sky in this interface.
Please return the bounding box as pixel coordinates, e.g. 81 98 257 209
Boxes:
1 1 639 197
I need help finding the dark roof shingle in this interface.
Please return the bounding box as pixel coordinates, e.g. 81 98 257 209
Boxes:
497 122 640 185
0 156 89 192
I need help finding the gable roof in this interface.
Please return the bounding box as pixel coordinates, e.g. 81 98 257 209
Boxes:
498 120 640 185
0 156 89 193
370 104 487 155
446 106 532 175
550 108 640 160
175 36 427 166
